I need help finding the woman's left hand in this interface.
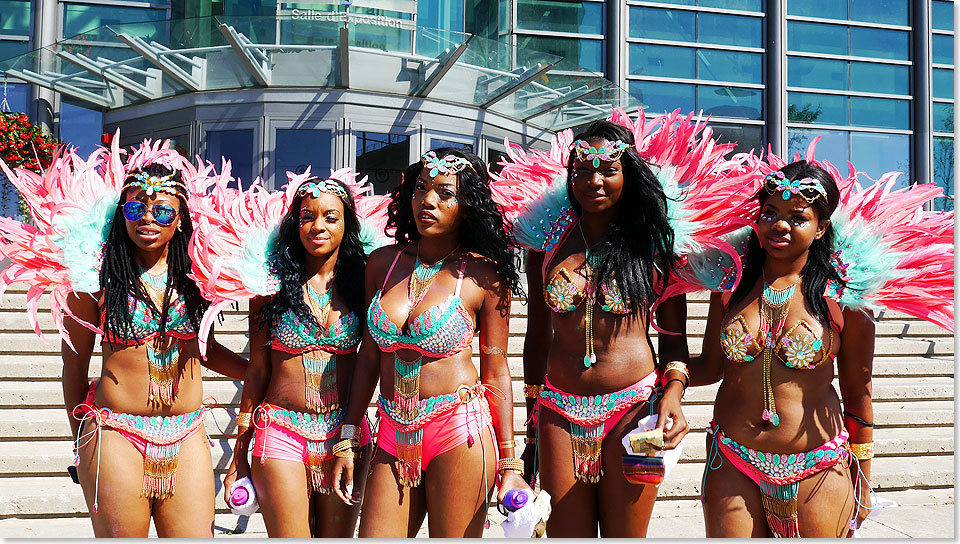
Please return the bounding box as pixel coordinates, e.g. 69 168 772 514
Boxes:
656 382 689 449
497 471 533 505
851 481 872 533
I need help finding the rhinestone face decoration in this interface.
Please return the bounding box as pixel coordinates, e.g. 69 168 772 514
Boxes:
296 178 349 200
572 139 632 168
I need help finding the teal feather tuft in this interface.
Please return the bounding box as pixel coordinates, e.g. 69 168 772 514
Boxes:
512 173 576 251
359 220 391 256
51 190 120 293
229 225 281 296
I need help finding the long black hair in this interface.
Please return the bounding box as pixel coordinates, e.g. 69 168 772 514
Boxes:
566 120 675 316
260 177 367 335
386 148 522 296
728 160 845 324
100 164 207 342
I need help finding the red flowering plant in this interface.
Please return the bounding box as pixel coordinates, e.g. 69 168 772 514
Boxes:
0 112 61 222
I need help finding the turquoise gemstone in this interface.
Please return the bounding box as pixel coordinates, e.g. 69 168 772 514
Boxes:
595 395 601 405
805 459 816 468
771 413 780 426
583 355 592 367
816 450 824 458
805 451 815 459
788 454 796 464
813 339 823 350
607 401 615 410
773 454 780 465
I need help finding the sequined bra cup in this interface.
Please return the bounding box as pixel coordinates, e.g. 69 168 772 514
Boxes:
542 220 631 315
367 250 474 359
102 292 197 346
718 293 842 370
272 307 361 355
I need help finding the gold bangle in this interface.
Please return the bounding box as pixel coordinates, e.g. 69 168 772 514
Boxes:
664 361 689 379
524 437 537 445
497 457 524 474
850 442 875 461
523 384 544 399
499 440 516 450
333 438 359 458
236 412 252 427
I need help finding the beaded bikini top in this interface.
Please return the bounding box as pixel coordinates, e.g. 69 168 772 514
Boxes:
718 291 842 370
101 291 197 346
542 220 630 315
367 249 474 359
271 306 361 355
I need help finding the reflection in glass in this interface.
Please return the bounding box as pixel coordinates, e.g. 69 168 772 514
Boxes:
932 1 954 31
418 0 465 32
275 129 333 187
59 101 103 158
62 4 167 41
517 0 603 35
933 103 954 132
933 137 955 211
787 0 845 20
787 128 850 170
0 0 31 35
697 50 762 84
488 149 508 175
933 69 954 99
206 129 254 188
709 123 763 155
851 132 910 186
698 13 762 48
788 22 846 55
430 138 473 151
932 35 954 66
628 44 695 79
850 97 910 130
788 92 846 126
629 7 694 42
0 81 28 114
357 132 410 195
788 57 846 91
848 0 909 25
519 35 603 73
630 80 696 115
697 86 762 120
850 27 909 61
0 40 29 64
698 0 762 12
850 62 910 95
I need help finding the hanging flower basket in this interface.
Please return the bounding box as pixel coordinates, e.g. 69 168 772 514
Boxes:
0 112 61 222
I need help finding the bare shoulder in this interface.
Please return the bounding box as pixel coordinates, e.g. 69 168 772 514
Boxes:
462 252 506 295
367 243 407 280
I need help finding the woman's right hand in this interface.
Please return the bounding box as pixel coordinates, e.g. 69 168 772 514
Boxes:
223 454 251 505
332 455 356 505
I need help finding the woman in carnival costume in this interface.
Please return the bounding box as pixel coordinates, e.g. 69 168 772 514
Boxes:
694 143 954 537
330 148 532 537
190 167 389 537
0 135 247 536
489 109 757 536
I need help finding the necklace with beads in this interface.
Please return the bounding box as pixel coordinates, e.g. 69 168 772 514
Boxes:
407 242 460 310
302 280 338 412
579 223 600 368
758 272 800 427
138 266 181 406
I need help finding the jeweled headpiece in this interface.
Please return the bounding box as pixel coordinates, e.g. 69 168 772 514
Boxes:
122 171 187 197
296 177 350 200
571 139 633 168
763 171 827 203
421 151 475 178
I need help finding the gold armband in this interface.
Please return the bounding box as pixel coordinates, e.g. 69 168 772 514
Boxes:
333 438 360 459
664 361 689 380
497 457 524 474
236 412 252 428
850 442 874 461
523 384 544 399
524 437 537 445
499 439 516 450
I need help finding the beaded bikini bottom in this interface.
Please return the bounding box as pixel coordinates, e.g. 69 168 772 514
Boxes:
255 402 344 493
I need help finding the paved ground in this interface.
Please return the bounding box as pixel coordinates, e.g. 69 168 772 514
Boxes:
0 488 952 538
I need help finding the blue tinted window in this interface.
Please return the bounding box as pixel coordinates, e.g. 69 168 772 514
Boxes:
933 68 954 99
0 81 28 113
631 80 696 115
788 21 846 55
709 123 763 155
649 0 695 6
788 92 847 125
628 44 695 78
430 138 473 151
206 129 255 187
698 0 762 11
788 57 846 91
517 0 602 35
418 0 465 33
851 132 910 185
787 0 845 20
933 137 954 211
698 13 762 48
848 0 909 25
0 39 29 63
698 86 762 119
629 7 694 42
787 128 850 169
59 102 103 158
0 1 31 35
275 129 332 187
850 27 909 60
521 36 602 72
62 4 167 41
698 49 762 84
933 103 954 132
850 62 910 95
933 35 954 66
932 1 954 31
850 97 910 129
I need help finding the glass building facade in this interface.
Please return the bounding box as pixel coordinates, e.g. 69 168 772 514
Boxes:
1 0 955 210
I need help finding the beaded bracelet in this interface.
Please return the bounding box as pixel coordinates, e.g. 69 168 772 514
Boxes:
523 384 544 399
850 442 875 461
498 458 524 474
236 412 252 427
843 411 874 428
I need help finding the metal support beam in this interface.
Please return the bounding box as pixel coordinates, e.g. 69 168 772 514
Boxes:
912 0 932 185
480 62 555 109
521 85 604 121
8 68 113 108
117 33 203 91
605 0 622 86
338 27 350 88
415 38 471 98
57 51 160 100
218 23 271 86
30 0 57 132
766 0 785 156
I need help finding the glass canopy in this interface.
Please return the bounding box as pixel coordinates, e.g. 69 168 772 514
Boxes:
0 15 641 131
